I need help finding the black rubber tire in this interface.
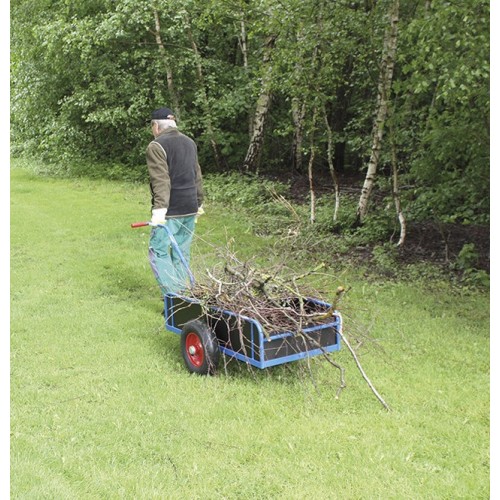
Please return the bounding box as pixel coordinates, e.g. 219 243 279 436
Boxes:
180 320 219 375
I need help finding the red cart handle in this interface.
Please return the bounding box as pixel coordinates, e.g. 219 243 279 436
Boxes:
131 221 151 228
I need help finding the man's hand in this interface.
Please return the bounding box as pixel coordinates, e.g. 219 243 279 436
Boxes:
151 208 167 226
195 205 205 223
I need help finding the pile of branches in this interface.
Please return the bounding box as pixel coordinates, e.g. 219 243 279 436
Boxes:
187 247 391 411
193 260 343 336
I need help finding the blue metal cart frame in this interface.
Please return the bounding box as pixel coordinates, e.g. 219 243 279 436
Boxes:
164 293 342 369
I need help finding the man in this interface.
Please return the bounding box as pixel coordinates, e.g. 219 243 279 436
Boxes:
146 107 204 295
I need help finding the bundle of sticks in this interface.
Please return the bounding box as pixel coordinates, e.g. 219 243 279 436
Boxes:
191 256 345 337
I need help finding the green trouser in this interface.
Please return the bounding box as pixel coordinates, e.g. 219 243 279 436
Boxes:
148 216 196 295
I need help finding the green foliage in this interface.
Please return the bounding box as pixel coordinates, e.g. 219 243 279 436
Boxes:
450 243 489 289
459 268 490 289
455 243 479 270
392 0 489 224
204 172 288 210
203 172 297 237
14 157 146 182
11 0 489 228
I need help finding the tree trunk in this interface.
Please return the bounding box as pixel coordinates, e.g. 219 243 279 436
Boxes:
356 0 399 224
243 35 276 173
238 15 253 140
239 18 249 71
390 130 406 246
151 8 181 119
308 108 319 224
289 27 308 174
184 14 226 170
324 107 340 222
291 98 306 173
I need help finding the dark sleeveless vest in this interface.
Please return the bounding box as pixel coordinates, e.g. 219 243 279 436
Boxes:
154 129 199 217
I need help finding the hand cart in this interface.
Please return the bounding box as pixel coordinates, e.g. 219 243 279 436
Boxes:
132 222 342 375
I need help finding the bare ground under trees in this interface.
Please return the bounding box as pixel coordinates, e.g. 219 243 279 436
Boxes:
279 171 490 274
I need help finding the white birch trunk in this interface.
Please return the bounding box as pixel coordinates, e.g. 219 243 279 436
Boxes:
356 0 399 223
390 137 406 246
308 108 318 224
243 35 276 173
324 108 340 222
291 98 306 172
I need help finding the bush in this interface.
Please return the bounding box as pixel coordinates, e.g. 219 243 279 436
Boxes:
11 155 146 183
454 243 479 271
204 172 289 209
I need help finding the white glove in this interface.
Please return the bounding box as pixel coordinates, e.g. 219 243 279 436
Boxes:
151 208 167 226
195 205 205 223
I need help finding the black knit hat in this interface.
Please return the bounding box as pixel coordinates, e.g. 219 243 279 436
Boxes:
151 107 175 120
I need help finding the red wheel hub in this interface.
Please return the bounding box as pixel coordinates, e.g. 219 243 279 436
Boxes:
185 332 204 367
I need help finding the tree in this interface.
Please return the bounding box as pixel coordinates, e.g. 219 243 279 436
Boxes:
356 0 399 224
393 0 489 224
151 6 181 119
11 0 489 228
243 34 276 173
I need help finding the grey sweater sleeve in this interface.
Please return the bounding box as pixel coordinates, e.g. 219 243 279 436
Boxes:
146 141 171 210
195 162 204 207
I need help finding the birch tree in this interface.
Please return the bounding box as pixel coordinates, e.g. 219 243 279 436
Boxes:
307 107 319 223
356 0 399 224
324 107 340 222
388 115 406 246
243 34 276 173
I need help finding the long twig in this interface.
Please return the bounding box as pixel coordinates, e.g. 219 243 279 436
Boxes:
338 331 391 411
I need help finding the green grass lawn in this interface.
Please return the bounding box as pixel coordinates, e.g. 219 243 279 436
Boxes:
10 165 489 498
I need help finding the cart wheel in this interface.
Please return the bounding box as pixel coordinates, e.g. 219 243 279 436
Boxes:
180 320 219 375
